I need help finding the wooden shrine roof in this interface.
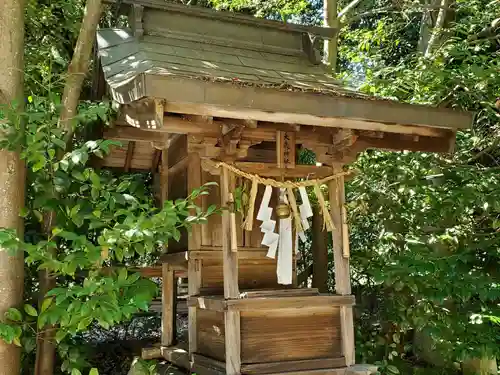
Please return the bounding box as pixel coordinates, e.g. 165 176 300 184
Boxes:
95 0 474 172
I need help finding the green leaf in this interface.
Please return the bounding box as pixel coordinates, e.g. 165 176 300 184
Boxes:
55 329 67 343
53 138 66 150
387 365 400 374
5 308 22 322
19 207 29 218
71 369 82 375
24 304 38 317
41 297 53 313
89 368 99 375
13 336 21 347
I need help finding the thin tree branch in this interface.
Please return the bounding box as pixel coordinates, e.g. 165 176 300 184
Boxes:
338 0 365 19
425 0 450 57
59 0 103 147
342 4 455 26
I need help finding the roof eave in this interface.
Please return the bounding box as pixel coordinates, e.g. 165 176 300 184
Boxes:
109 73 473 137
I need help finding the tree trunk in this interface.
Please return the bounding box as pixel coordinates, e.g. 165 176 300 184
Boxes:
462 357 497 375
424 0 450 57
59 0 103 145
0 0 26 374
324 0 339 72
35 1 103 374
311 206 329 293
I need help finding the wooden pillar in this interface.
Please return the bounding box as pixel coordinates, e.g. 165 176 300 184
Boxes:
159 143 176 348
161 264 175 347
160 143 169 203
221 166 239 299
329 169 355 366
225 310 241 375
312 205 329 293
188 259 202 356
188 152 202 250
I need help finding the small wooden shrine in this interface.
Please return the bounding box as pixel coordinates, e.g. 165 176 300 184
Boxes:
94 1 473 374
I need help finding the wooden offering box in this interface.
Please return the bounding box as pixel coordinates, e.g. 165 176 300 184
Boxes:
189 290 355 375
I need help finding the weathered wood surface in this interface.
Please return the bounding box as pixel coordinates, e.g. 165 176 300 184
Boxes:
101 120 457 172
228 295 355 311
97 26 472 133
105 0 337 38
188 152 202 250
161 264 175 346
188 259 202 356
221 167 239 299
193 353 226 371
161 345 191 370
201 258 286 292
197 309 226 361
240 306 342 363
224 310 241 375
241 358 347 374
239 288 319 298
188 294 355 312
329 172 355 366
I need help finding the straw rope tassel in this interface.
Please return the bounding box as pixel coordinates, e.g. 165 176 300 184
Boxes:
208 160 352 189
341 205 350 258
313 183 335 232
243 177 259 231
286 187 303 233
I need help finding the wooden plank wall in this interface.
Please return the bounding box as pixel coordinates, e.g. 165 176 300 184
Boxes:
240 306 342 363
201 258 287 291
197 308 226 361
199 172 268 249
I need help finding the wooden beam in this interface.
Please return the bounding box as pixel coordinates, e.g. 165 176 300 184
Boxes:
104 121 456 158
357 132 455 153
329 172 351 295
225 310 241 375
201 159 336 179
187 153 202 251
142 345 162 360
124 141 135 172
188 296 227 312
159 249 269 263
146 77 473 134
329 171 355 366
161 345 190 370
241 357 347 375
188 259 202 356
161 264 175 346
160 251 189 270
103 126 169 143
160 145 169 203
192 354 226 371
221 167 239 299
226 295 355 311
